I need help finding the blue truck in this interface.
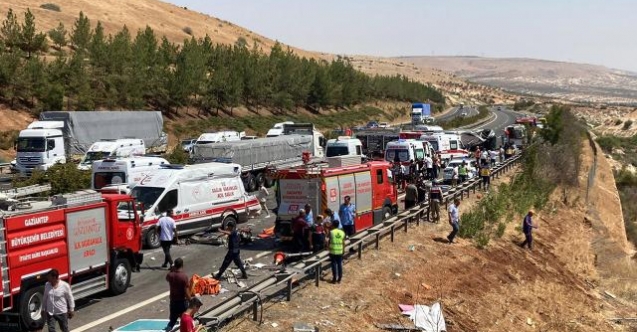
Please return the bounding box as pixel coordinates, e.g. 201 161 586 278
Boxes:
411 103 433 126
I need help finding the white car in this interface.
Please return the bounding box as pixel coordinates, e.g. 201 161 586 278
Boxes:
443 159 477 183
378 122 390 128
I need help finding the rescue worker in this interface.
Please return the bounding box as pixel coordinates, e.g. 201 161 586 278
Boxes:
309 215 327 253
339 196 356 237
505 144 514 159
324 208 341 229
405 182 418 210
447 199 461 244
157 209 178 269
214 221 248 280
458 161 468 184
520 210 538 250
327 218 345 284
480 163 491 192
428 182 444 223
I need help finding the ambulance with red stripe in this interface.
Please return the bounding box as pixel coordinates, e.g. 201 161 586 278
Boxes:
0 190 142 330
271 161 398 237
131 163 261 248
420 131 470 162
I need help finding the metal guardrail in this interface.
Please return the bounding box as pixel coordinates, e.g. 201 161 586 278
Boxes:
196 154 523 330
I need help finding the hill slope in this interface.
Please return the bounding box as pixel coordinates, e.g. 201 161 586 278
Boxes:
397 56 637 104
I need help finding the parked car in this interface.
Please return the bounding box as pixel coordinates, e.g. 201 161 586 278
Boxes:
443 159 477 184
181 138 197 152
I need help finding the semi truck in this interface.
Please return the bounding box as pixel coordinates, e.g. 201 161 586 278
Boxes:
0 189 142 330
77 139 146 171
270 161 398 239
354 129 400 157
13 111 167 175
191 124 326 192
411 103 433 126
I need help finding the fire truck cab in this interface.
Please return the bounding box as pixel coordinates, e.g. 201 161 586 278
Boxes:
271 161 398 238
0 188 142 330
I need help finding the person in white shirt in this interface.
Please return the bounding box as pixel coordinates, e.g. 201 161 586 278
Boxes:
447 199 461 244
258 184 270 217
424 155 434 180
42 269 75 332
157 209 178 269
480 150 488 165
489 149 498 166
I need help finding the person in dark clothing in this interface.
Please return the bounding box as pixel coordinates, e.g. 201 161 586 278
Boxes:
214 222 248 280
309 215 326 253
520 210 538 250
417 181 427 205
404 183 418 210
165 258 190 332
292 209 309 252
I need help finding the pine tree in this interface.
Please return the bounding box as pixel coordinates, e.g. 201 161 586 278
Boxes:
71 12 92 53
48 22 68 52
1 9 21 51
19 9 47 58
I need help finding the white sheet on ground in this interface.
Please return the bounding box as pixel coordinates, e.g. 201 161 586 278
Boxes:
404 302 446 332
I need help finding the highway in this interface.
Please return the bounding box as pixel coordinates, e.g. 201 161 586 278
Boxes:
55 106 521 332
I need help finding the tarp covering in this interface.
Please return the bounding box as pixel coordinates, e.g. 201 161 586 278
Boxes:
191 135 313 167
403 302 446 332
39 111 166 155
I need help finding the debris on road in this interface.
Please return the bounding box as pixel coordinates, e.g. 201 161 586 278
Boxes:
402 302 446 332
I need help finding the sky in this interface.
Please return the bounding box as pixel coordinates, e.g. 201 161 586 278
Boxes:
165 0 637 72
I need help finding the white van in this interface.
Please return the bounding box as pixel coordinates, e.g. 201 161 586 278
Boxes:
131 163 261 248
420 132 469 161
326 136 363 157
195 131 245 145
78 139 146 170
266 121 295 137
384 139 435 169
91 157 170 193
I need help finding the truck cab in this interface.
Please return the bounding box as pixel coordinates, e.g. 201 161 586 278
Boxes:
78 139 146 170
384 139 428 165
266 121 294 137
325 136 363 158
14 121 66 175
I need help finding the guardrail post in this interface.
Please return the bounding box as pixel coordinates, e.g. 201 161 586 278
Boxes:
287 279 292 301
252 300 259 321
315 264 321 287
404 218 408 233
375 233 380 250
358 242 363 259
391 226 395 242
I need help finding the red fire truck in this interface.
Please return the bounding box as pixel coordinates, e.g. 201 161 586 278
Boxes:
0 189 142 330
270 161 398 237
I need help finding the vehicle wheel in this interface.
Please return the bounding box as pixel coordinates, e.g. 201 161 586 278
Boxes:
255 172 266 189
110 258 132 295
145 228 161 249
221 215 238 230
245 174 257 192
264 176 275 188
20 286 45 331
382 206 392 220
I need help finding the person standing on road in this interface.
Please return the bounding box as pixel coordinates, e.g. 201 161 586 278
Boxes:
165 258 190 332
327 219 346 284
481 149 489 166
42 269 74 332
429 183 444 223
304 204 314 226
458 162 468 184
424 155 434 180
158 209 178 269
214 222 248 280
489 149 498 166
432 154 440 180
480 163 491 192
474 147 481 166
324 208 341 229
309 215 327 253
447 199 461 244
499 146 505 163
258 184 270 218
179 297 204 332
520 210 539 250
404 182 418 210
339 196 356 237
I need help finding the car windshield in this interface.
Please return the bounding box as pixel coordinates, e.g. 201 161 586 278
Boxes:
326 146 350 157
16 137 46 152
385 149 409 162
130 186 164 210
83 151 111 164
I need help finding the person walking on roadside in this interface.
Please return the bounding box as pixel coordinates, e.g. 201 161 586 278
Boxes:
339 196 356 237
158 209 178 269
447 199 461 244
327 219 345 284
520 210 539 250
458 162 468 184
405 182 418 210
429 183 444 223
480 163 491 192
214 221 248 280
42 269 74 332
165 258 190 332
179 297 204 332
258 184 270 218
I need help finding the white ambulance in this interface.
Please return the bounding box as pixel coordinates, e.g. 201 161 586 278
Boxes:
384 139 435 163
77 139 146 170
131 163 261 248
420 131 470 162
91 157 170 193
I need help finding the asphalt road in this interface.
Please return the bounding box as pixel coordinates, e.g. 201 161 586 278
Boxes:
59 106 521 332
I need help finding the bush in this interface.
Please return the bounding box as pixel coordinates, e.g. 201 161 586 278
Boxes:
182 26 193 35
597 135 622 153
0 130 18 150
623 120 633 130
164 146 189 165
615 119 623 126
475 232 490 249
496 222 506 238
40 3 61 12
13 163 91 195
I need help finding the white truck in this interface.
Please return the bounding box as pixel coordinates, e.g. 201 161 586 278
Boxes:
13 111 167 175
91 156 170 193
77 139 146 170
191 126 326 192
325 136 363 158
131 163 261 248
194 131 245 145
266 121 294 137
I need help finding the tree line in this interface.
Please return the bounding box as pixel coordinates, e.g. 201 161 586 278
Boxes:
0 9 445 115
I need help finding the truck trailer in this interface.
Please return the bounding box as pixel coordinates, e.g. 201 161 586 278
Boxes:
0 189 142 330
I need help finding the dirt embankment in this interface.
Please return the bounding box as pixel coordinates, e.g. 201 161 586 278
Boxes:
224 140 636 332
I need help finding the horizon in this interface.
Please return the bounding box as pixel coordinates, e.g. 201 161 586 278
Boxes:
165 0 637 72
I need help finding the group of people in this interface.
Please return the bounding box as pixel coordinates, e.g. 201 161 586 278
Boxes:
392 153 443 190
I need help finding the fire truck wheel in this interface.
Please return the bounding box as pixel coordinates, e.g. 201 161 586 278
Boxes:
110 259 132 295
221 215 237 230
146 227 161 249
20 286 45 330
382 206 392 220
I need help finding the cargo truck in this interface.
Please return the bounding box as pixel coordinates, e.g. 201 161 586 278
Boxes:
77 139 146 171
0 189 142 331
354 129 400 157
13 111 167 175
411 103 433 126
